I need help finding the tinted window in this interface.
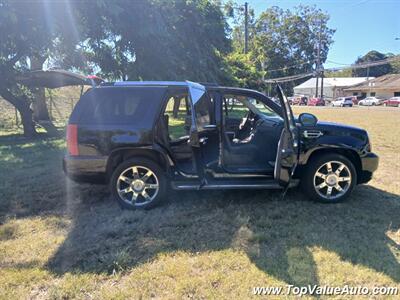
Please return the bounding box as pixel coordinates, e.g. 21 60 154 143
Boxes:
79 87 166 126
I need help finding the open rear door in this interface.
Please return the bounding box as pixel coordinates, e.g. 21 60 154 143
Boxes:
274 85 298 187
16 70 104 88
187 81 208 184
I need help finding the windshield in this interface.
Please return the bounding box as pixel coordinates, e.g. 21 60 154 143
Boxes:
243 97 282 119
223 95 282 120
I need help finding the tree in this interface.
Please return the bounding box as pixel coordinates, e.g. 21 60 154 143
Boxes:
223 1 256 53
253 6 334 78
0 0 83 137
325 68 352 78
75 0 231 83
352 51 393 77
229 5 335 92
223 52 265 90
388 54 400 74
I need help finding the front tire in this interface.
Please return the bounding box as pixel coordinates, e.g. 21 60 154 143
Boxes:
110 158 167 210
302 154 357 203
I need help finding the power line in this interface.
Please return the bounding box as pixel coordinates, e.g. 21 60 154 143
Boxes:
267 61 312 73
326 57 399 71
264 56 400 83
326 60 352 66
264 72 314 83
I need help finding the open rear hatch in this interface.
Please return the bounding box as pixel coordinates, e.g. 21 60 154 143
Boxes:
16 69 104 88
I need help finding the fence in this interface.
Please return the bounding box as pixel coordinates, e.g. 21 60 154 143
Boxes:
0 86 86 131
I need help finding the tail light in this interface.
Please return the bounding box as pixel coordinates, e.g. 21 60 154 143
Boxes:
66 124 79 156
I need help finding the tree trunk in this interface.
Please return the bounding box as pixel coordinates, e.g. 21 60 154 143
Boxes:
172 97 182 118
32 86 50 122
30 55 58 136
0 88 37 138
19 103 37 137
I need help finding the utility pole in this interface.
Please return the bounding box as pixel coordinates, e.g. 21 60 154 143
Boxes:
315 19 322 98
315 44 320 98
320 69 324 100
244 2 248 54
319 21 324 100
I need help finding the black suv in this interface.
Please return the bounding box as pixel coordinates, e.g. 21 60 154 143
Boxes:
63 81 379 209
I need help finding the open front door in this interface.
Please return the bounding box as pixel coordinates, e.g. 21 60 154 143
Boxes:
274 85 298 186
187 81 209 184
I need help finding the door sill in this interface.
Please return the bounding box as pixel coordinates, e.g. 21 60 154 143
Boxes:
171 179 299 190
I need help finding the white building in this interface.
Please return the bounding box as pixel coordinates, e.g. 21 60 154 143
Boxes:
293 77 371 100
344 74 400 99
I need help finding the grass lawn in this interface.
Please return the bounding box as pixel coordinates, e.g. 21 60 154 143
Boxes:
0 106 399 299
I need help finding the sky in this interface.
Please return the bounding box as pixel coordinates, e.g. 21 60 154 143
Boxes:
246 0 400 68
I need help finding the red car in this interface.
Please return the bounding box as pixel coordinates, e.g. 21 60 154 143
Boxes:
307 97 325 106
383 97 400 107
350 96 359 105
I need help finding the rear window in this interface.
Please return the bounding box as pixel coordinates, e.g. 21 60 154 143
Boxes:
77 87 166 126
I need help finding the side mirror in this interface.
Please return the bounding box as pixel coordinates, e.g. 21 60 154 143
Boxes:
298 113 318 127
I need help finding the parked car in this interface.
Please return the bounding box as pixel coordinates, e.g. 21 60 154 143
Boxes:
348 96 359 105
383 97 400 107
293 96 308 105
307 97 325 106
59 80 378 209
358 97 383 106
332 97 353 107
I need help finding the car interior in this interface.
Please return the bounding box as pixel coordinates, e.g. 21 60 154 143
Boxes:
156 89 283 177
156 90 195 174
221 94 283 174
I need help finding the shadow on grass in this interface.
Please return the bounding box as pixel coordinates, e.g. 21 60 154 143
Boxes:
0 134 67 220
0 134 399 286
47 184 400 286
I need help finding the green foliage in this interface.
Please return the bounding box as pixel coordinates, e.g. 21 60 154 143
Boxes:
229 5 335 91
223 52 265 89
352 51 393 77
75 0 231 82
389 54 400 74
252 6 334 76
0 0 86 136
325 68 352 78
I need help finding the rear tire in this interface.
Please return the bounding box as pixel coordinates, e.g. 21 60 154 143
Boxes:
110 158 167 210
301 153 357 203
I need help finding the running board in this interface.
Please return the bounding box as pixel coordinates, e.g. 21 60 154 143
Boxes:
171 179 299 190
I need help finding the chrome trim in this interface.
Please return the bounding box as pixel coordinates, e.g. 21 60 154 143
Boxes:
171 179 299 190
208 170 271 178
116 165 159 207
313 160 351 200
303 130 323 138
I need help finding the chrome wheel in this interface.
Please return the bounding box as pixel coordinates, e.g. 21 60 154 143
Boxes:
116 166 159 207
313 161 352 200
